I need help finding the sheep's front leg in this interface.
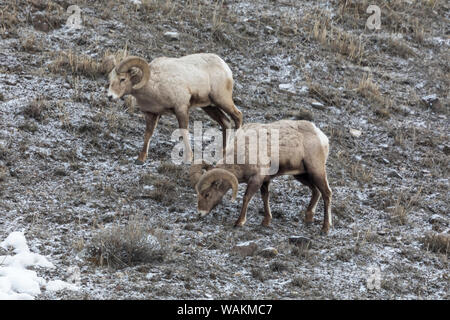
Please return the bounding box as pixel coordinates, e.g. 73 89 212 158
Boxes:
175 108 192 163
234 177 263 227
136 112 160 165
260 181 272 227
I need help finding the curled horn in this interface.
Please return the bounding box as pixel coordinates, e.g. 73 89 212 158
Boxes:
196 168 238 201
116 56 150 90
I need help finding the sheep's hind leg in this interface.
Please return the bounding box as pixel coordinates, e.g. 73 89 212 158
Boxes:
308 171 332 234
210 95 243 130
202 106 231 157
294 174 321 226
260 181 272 227
136 112 160 165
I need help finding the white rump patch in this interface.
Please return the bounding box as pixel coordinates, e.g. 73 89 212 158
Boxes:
313 124 329 148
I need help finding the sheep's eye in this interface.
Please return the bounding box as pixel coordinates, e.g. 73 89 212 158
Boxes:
120 78 126 83
205 193 210 198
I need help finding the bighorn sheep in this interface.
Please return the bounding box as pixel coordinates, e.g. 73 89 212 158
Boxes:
190 120 333 233
106 53 243 164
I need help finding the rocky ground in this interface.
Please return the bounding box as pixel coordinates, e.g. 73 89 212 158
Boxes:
0 0 448 299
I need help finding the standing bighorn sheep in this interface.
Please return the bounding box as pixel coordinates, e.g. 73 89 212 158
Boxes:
190 120 333 233
106 53 243 164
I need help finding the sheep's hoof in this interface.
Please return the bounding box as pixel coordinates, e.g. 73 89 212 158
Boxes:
304 220 313 227
135 159 144 165
234 221 245 228
320 227 330 235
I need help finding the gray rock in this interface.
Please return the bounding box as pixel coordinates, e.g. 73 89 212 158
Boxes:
232 241 258 257
164 31 180 41
311 100 325 110
259 247 278 258
388 170 403 179
288 236 312 249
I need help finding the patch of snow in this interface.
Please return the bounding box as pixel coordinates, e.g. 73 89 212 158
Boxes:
0 232 78 300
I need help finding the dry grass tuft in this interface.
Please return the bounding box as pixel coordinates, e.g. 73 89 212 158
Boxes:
384 38 416 59
307 81 340 107
353 74 393 117
357 74 380 97
422 233 450 255
49 50 111 78
157 161 188 185
88 217 166 269
139 172 178 204
20 34 41 52
309 14 366 64
389 187 422 225
23 96 50 122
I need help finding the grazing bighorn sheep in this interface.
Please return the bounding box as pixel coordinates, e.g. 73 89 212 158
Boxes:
190 120 333 233
106 53 243 164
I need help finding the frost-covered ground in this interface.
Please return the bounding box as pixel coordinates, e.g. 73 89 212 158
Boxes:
0 0 448 299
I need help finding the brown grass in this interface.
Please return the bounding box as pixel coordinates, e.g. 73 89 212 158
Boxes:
307 80 341 107
20 34 42 52
49 50 111 78
88 217 166 269
389 187 423 225
157 161 189 185
384 38 416 59
337 0 432 41
23 97 50 122
309 14 366 64
422 233 450 255
357 74 380 97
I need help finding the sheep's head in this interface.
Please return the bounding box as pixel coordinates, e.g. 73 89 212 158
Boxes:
107 56 150 100
194 168 238 216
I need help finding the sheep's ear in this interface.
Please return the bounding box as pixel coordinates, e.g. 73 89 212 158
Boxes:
213 180 223 189
130 67 143 84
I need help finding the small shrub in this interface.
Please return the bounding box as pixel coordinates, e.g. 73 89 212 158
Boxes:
157 161 189 186
49 50 108 78
422 233 449 255
389 187 422 225
88 218 166 269
384 38 416 59
269 261 290 273
251 268 266 282
19 120 38 133
23 97 49 122
291 276 310 288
